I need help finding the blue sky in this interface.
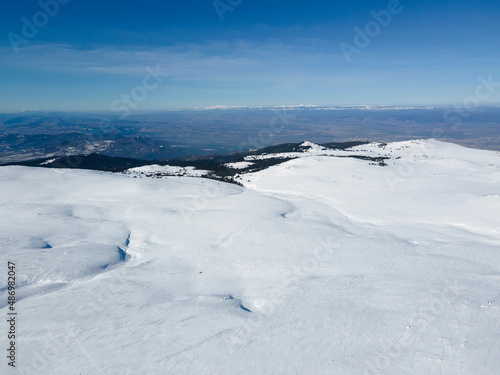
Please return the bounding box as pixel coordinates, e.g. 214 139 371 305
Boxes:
1 0 499 112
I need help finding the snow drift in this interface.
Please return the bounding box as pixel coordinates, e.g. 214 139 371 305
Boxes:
0 139 499 374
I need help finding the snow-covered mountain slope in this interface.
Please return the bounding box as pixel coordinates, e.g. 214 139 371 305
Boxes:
239 140 500 235
1 140 499 374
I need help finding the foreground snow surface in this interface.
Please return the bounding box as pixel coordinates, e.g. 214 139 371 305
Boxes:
1 140 500 375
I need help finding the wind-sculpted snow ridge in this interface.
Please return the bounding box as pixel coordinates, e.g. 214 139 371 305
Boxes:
1 139 500 374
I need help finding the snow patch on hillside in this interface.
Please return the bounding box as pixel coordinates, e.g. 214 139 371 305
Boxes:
224 161 255 169
125 164 209 177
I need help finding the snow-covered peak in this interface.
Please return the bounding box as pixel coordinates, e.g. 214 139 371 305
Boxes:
299 140 316 147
